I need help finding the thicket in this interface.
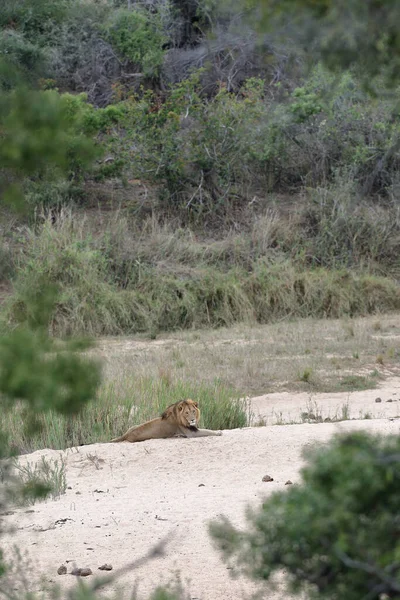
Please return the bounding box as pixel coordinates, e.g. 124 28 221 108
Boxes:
2 0 400 212
101 66 400 210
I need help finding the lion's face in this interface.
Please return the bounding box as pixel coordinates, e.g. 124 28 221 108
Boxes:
178 399 200 429
161 399 201 430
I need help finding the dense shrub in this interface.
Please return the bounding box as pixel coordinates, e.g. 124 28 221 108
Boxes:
0 30 46 89
0 0 68 40
104 73 269 211
98 66 400 215
0 89 107 209
104 8 165 78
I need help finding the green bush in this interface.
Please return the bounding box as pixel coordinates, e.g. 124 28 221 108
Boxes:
0 0 68 40
0 89 101 208
0 30 46 89
0 89 98 175
105 73 268 211
257 65 400 194
210 431 400 599
105 8 165 77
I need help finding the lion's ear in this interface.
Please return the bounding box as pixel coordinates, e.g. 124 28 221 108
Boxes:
178 404 184 411
193 401 198 407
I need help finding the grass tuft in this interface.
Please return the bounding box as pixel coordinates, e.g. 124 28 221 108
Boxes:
12 455 67 505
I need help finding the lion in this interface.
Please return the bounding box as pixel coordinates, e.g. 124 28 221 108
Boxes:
110 399 222 443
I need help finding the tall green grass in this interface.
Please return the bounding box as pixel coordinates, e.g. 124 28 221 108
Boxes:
2 377 248 452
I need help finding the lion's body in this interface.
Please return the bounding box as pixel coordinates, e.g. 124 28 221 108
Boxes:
110 399 222 443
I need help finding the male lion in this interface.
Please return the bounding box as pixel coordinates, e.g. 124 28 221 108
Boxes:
110 399 222 443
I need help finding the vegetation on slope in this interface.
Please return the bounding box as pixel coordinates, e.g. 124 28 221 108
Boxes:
1 0 399 339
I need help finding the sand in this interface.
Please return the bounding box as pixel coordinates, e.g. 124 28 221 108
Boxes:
2 384 399 599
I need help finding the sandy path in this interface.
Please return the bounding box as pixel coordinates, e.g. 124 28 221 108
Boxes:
2 413 399 599
250 375 400 424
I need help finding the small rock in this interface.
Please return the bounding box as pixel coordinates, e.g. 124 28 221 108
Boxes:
375 397 382 403
285 480 293 485
98 564 113 571
262 475 274 482
71 567 92 577
198 483 205 487
57 565 67 575
386 398 393 403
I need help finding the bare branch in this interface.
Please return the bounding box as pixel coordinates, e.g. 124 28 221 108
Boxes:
336 551 400 595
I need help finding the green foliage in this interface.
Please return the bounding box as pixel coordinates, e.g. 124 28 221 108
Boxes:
0 89 96 175
210 431 400 599
105 8 165 77
100 65 400 210
255 65 400 193
0 0 69 40
0 88 101 208
290 86 323 123
0 287 100 421
0 0 73 91
106 73 267 211
257 0 400 90
0 30 46 89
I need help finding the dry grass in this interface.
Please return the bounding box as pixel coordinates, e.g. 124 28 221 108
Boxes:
4 209 400 337
93 313 400 396
2 313 399 452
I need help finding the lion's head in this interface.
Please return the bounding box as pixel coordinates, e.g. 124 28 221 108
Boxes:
161 399 200 431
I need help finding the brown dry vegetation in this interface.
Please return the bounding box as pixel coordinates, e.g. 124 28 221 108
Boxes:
2 197 399 339
95 312 400 396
